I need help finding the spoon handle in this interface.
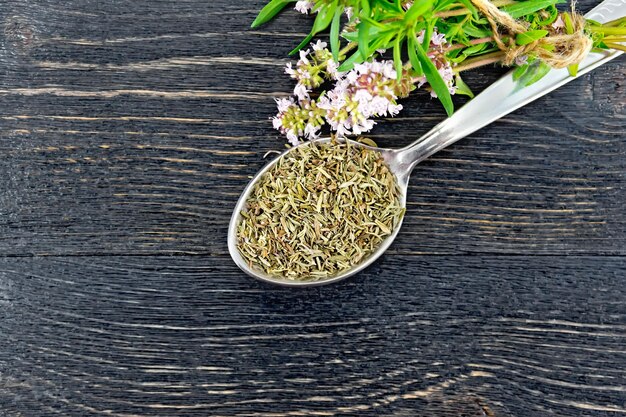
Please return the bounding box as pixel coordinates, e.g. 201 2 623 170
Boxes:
395 0 625 176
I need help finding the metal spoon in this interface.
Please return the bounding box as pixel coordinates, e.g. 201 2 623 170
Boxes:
229 0 624 286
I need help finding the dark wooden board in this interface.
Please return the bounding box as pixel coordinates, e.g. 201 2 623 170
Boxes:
1 255 625 416
0 0 625 416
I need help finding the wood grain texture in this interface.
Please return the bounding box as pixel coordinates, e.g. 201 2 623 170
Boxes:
1 256 625 417
0 0 625 416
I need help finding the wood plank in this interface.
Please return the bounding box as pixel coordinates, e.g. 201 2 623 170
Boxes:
1 2 624 417
0 255 624 416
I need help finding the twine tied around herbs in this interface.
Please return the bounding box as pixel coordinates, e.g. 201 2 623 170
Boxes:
470 0 593 68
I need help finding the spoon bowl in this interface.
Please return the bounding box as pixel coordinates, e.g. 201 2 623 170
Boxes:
227 138 408 287
228 0 623 286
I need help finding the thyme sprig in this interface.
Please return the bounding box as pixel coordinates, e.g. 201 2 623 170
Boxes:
254 0 624 141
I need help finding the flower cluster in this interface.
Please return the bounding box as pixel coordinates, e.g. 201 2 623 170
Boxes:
285 40 338 101
272 97 326 145
318 61 404 137
296 2 356 20
273 33 456 144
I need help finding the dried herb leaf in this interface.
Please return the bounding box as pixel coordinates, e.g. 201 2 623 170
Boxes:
237 140 405 281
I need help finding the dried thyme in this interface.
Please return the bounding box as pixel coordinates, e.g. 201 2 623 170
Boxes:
236 141 405 281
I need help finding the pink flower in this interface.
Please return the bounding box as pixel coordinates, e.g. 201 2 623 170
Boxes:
304 123 321 139
293 83 310 101
417 29 447 47
276 97 294 113
352 119 375 135
515 55 528 66
326 59 339 80
284 62 296 76
388 103 402 115
286 131 300 146
438 66 454 83
319 60 403 137
431 32 446 46
273 97 326 145
298 49 310 66
285 42 337 89
294 1 314 14
312 40 327 51
552 15 565 30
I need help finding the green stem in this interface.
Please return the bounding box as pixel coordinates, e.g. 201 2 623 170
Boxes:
435 0 517 18
602 16 626 27
435 8 472 18
339 42 356 58
604 42 626 52
588 26 626 35
446 36 495 51
453 51 505 72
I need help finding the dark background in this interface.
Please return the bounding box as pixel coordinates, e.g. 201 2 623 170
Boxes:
0 0 624 416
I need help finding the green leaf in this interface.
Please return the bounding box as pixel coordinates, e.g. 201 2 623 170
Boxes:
358 21 370 59
422 18 436 49
518 60 551 86
358 15 388 28
251 0 296 28
516 29 548 45
567 63 579 77
330 6 342 61
447 48 463 61
440 20 464 40
454 74 474 98
462 43 488 56
512 63 529 80
433 0 457 12
368 35 389 55
457 0 479 19
462 22 492 38
312 2 337 33
290 33 314 55
404 0 434 23
407 35 423 76
342 24 385 42
585 18 602 26
393 36 403 80
563 12 574 34
289 2 337 55
502 0 564 19
414 41 454 116
380 30 398 49
361 0 371 16
435 0 478 19
337 50 365 72
534 5 558 25
374 0 403 14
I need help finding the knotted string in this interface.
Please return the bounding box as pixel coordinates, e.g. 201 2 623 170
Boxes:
470 0 593 68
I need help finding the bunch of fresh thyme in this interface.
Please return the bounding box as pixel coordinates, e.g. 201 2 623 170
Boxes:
236 140 405 280
253 0 625 144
